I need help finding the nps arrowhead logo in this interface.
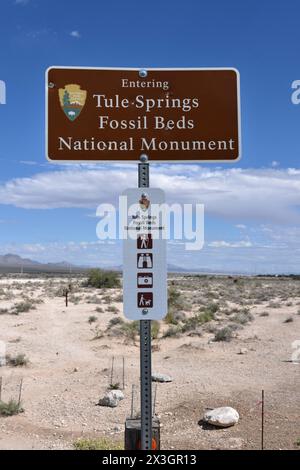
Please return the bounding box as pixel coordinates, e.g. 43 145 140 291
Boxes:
58 84 87 121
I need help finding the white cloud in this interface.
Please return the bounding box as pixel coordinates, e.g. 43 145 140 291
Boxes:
15 0 29 5
208 240 253 248
1 166 300 225
70 31 81 38
271 160 279 167
235 224 247 230
26 29 57 40
167 235 300 274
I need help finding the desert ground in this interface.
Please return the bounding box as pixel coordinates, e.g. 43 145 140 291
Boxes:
0 273 299 450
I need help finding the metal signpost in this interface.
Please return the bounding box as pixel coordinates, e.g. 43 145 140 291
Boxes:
122 163 167 449
46 66 241 450
139 155 152 450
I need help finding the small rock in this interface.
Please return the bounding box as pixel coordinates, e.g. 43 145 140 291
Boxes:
152 373 173 383
113 425 122 432
73 367 79 372
203 407 239 428
238 348 248 355
98 390 124 408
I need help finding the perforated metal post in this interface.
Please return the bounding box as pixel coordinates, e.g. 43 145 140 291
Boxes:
138 154 152 450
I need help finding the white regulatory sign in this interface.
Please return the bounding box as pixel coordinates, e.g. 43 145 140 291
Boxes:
122 188 167 320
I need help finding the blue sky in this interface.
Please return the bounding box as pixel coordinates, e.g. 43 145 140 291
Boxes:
0 0 300 273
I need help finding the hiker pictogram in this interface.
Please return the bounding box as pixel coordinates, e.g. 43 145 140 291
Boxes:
137 234 153 250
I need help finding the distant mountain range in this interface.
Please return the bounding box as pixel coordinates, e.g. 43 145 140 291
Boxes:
0 253 81 274
0 253 249 275
0 253 40 266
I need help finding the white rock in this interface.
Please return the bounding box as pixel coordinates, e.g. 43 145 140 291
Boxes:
152 373 173 383
98 390 124 408
238 348 248 355
203 407 239 428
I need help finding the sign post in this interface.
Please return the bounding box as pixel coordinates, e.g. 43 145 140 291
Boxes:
122 157 167 449
46 66 241 450
138 155 152 450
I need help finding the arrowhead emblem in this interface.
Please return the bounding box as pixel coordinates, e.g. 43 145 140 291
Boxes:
58 84 87 121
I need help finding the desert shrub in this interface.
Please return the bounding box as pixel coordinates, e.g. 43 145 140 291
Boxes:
173 311 186 323
95 307 104 313
2 291 13 301
54 285 70 297
163 325 182 338
206 324 218 333
121 321 139 342
92 326 104 340
222 309 232 316
113 294 123 302
109 382 120 390
164 310 177 325
227 323 241 331
268 301 281 308
199 309 216 322
73 438 123 450
88 315 97 324
69 295 81 304
0 399 23 416
232 309 254 325
107 317 124 328
230 307 240 314
165 288 188 324
106 305 118 313
86 295 102 304
181 310 215 333
284 316 293 323
214 326 234 342
11 301 36 315
151 321 160 339
84 269 121 289
9 337 21 343
6 353 29 367
204 302 219 314
168 288 185 309
0 308 8 314
102 295 113 304
260 311 269 317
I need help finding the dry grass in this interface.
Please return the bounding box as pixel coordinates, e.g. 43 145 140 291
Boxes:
73 437 123 450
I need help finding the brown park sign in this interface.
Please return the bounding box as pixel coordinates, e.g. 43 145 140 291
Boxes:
46 67 241 162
